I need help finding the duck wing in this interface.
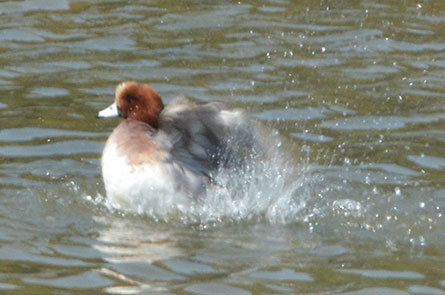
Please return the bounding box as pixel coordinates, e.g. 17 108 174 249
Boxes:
155 96 259 178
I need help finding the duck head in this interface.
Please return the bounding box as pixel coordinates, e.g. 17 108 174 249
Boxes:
97 81 164 128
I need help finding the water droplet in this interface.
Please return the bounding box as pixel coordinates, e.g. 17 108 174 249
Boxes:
365 176 370 185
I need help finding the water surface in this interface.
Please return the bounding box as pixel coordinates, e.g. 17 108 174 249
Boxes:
0 0 444 294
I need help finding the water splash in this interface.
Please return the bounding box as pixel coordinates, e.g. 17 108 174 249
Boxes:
189 151 311 224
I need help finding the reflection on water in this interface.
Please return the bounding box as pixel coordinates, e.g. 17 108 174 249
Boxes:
94 217 183 265
0 0 445 294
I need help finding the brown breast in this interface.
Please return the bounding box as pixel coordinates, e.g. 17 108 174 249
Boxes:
108 120 165 166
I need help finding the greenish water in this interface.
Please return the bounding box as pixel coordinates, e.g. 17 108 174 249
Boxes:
0 0 444 294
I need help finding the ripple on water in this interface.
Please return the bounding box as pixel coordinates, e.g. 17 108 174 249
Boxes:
184 283 251 295
292 132 333 143
338 269 425 280
1 159 99 181
273 57 343 69
0 140 103 158
0 128 106 142
23 271 113 290
366 39 445 53
360 163 419 177
22 0 70 11
321 114 445 130
97 59 161 69
219 41 264 59
71 36 136 52
0 28 45 42
4 60 90 75
408 155 445 170
247 268 314 282
408 285 445 295
52 244 106 260
255 107 329 121
308 29 382 45
163 260 218 276
156 4 251 32
342 65 400 81
208 80 255 92
27 87 70 98
0 245 92 267
0 283 19 291
310 245 350 257
341 287 410 295
109 262 185 281
22 61 91 74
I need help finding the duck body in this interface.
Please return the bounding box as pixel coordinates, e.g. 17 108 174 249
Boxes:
98 82 262 210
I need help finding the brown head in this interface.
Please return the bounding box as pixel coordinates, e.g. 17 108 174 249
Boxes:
98 81 164 128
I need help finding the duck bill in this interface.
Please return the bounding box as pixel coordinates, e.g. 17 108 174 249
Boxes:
97 102 119 118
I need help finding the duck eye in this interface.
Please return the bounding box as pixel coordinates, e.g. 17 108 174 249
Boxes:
125 95 136 103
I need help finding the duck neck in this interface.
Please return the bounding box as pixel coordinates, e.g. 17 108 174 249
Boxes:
141 98 164 129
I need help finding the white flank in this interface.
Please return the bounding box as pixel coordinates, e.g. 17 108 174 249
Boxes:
101 142 191 216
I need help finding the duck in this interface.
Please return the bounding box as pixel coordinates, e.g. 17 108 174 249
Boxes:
97 81 264 211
